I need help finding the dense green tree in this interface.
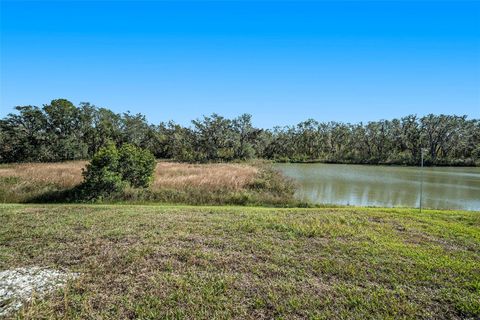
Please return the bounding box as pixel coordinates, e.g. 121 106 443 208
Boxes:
118 144 156 188
81 143 156 199
191 114 237 161
81 143 125 198
0 106 49 161
232 114 259 160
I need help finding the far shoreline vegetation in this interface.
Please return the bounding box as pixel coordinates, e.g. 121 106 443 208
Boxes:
1 99 479 166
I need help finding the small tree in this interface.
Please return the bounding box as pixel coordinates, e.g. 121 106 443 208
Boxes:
119 143 156 188
81 143 155 199
81 143 125 198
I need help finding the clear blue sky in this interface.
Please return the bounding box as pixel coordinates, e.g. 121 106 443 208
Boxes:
1 1 479 127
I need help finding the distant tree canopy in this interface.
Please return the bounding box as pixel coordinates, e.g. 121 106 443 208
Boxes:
1 99 479 165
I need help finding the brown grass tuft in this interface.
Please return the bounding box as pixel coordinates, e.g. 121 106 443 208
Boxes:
153 162 258 191
0 161 86 188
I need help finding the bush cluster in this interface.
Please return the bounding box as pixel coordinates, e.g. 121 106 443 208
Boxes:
81 143 156 199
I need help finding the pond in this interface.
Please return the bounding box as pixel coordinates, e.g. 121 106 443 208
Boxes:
274 163 480 211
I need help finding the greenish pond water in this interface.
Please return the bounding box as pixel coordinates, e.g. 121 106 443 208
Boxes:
274 163 480 211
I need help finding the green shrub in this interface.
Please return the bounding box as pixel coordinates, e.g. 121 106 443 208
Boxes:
118 144 156 188
81 143 155 199
81 143 125 199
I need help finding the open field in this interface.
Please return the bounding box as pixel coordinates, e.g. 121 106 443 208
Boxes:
0 161 294 206
1 204 479 319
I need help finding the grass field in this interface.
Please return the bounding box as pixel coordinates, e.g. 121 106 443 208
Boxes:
1 204 479 319
0 161 295 206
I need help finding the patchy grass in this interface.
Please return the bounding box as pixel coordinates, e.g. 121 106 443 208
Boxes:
0 161 295 206
1 204 478 319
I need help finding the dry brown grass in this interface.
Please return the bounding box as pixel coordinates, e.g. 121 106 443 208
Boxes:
0 161 258 191
0 161 293 205
153 162 258 191
0 161 86 188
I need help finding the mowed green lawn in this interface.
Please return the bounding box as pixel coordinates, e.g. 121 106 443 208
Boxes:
1 204 479 319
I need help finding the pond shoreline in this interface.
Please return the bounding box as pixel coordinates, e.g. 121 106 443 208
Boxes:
272 159 479 167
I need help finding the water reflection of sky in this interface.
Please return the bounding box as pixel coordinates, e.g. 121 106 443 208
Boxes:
275 164 480 210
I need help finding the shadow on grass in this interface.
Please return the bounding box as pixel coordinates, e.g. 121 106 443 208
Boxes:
23 185 317 207
24 186 85 203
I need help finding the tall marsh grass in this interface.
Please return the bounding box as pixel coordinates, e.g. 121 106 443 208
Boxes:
0 161 296 206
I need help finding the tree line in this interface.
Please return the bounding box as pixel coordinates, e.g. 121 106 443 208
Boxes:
1 99 479 165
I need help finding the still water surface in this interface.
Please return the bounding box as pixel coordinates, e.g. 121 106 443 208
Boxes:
275 163 480 211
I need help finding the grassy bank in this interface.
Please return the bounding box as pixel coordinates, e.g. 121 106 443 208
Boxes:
1 204 479 319
0 161 295 206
